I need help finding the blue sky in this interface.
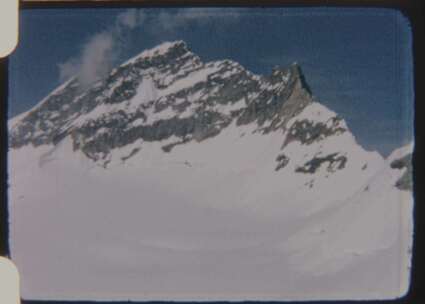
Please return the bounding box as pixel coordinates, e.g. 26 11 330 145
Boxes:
9 7 413 156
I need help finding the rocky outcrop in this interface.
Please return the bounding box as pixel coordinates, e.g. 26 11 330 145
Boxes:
295 153 347 174
390 153 413 191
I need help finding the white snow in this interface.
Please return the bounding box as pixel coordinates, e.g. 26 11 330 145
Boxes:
282 156 413 299
130 117 145 127
7 41 414 301
128 76 158 110
287 101 348 130
208 98 246 115
144 106 176 124
159 64 221 96
122 41 187 66
8 116 414 301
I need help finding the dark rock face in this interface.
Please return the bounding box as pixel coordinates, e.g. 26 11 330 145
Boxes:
121 148 141 162
73 110 231 160
283 117 346 148
391 153 413 191
275 153 290 171
390 154 410 170
395 172 413 191
295 153 347 174
236 64 311 131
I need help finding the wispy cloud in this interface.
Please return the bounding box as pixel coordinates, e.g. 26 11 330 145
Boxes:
58 9 146 86
58 32 114 87
58 8 242 86
116 9 142 30
151 8 241 34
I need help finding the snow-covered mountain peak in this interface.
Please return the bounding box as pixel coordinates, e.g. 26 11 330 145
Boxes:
9 40 373 175
8 40 414 300
122 40 190 66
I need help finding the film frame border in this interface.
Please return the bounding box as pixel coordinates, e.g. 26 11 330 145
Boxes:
0 1 423 303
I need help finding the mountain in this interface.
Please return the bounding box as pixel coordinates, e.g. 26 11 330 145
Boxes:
8 41 414 301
